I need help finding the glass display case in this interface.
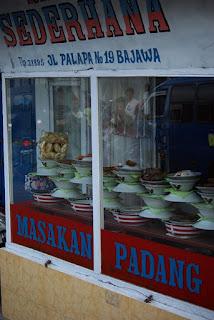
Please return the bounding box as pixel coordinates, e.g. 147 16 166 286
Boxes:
5 75 214 307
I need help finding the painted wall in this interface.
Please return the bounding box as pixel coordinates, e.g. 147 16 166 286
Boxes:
0 249 186 320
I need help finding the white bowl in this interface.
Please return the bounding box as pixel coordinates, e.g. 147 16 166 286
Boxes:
51 178 74 189
103 198 122 209
37 167 59 176
70 176 92 185
113 183 145 193
73 166 92 177
143 183 169 195
138 193 170 209
167 178 197 192
103 191 119 200
167 171 201 180
41 159 57 168
197 192 214 204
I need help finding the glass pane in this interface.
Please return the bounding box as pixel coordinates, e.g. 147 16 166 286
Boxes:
7 77 93 269
196 84 214 122
100 77 214 268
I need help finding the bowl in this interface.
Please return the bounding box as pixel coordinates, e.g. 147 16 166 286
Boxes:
73 165 92 177
142 183 169 195
191 203 214 219
167 172 201 181
113 183 146 193
166 178 197 192
41 159 57 168
197 192 214 204
37 167 59 176
103 198 122 209
138 193 170 209
51 178 75 189
70 176 92 185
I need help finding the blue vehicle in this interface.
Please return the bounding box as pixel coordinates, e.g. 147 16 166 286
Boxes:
146 77 214 177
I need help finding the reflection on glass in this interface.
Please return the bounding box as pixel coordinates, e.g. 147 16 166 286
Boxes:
6 78 92 209
100 77 214 238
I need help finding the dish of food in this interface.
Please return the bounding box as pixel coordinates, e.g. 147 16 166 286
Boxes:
141 168 166 181
38 131 68 160
167 171 201 181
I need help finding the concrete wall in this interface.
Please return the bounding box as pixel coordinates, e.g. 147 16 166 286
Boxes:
0 250 186 320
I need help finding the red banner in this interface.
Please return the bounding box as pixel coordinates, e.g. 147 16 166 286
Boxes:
11 202 93 269
101 229 214 310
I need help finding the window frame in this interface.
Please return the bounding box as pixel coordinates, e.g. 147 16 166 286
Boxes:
2 71 214 320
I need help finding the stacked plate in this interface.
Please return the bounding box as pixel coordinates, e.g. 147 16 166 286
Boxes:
68 199 93 214
111 208 149 226
113 165 142 183
33 193 64 204
164 217 203 238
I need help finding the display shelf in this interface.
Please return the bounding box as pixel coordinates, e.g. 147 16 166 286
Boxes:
31 201 214 256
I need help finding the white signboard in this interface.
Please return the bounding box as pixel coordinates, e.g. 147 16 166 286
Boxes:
0 0 214 73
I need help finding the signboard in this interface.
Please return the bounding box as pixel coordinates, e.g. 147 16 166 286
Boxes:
11 202 93 269
101 229 214 310
0 0 214 72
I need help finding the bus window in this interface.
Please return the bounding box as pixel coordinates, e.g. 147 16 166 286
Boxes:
196 84 214 122
146 94 166 120
170 85 195 122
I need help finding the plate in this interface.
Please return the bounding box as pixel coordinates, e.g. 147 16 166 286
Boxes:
139 208 173 220
164 191 202 203
33 193 64 203
193 219 214 230
52 188 83 199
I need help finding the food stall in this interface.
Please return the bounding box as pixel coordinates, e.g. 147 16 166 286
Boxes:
0 1 214 320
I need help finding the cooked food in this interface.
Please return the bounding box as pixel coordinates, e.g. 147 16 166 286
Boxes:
38 131 68 160
142 168 166 181
126 160 137 167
